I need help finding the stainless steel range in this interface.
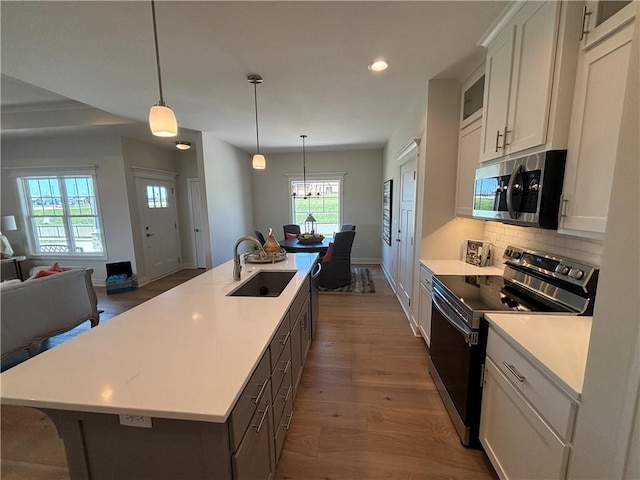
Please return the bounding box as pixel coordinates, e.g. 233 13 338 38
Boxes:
428 245 598 446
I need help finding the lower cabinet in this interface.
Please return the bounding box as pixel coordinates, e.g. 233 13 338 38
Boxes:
480 327 577 480
417 265 433 346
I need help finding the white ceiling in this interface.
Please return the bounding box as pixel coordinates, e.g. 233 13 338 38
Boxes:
1 1 507 152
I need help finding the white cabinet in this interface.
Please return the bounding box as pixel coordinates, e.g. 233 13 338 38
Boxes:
479 1 571 162
580 0 635 49
559 6 635 238
456 118 482 217
417 265 433 346
480 327 578 480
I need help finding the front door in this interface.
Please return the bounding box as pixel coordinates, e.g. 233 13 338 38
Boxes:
396 159 416 316
137 177 181 281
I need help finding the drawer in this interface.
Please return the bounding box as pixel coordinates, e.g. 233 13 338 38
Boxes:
289 277 310 321
271 343 292 399
272 374 293 428
419 265 432 290
487 329 578 440
274 395 294 463
269 313 291 370
229 351 272 452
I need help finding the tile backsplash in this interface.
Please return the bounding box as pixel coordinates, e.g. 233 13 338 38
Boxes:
482 223 604 268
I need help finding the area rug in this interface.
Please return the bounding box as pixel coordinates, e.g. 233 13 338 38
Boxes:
318 267 375 293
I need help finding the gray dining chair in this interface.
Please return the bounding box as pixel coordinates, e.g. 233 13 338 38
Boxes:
340 224 356 232
318 230 356 289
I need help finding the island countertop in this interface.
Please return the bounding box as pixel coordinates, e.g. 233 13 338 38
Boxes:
0 253 317 423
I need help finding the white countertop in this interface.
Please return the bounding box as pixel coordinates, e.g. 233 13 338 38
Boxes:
420 258 504 276
485 313 593 398
0 253 317 423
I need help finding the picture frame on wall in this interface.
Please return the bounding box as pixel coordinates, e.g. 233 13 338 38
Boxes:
382 179 393 246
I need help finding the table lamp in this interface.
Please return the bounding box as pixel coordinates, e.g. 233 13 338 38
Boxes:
1 215 17 259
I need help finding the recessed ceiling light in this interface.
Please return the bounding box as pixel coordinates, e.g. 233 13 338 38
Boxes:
368 59 389 72
175 141 191 150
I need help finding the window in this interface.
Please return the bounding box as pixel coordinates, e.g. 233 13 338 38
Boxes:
289 174 344 235
17 173 104 255
146 185 169 208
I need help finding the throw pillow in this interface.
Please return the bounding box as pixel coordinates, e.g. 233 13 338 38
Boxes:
285 232 298 239
322 243 334 263
32 262 64 279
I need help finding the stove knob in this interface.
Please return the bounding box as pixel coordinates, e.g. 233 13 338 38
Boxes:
556 265 570 275
505 248 513 256
569 269 584 280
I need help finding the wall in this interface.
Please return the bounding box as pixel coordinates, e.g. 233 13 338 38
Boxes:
0 136 135 282
200 133 255 267
381 92 427 284
251 149 383 263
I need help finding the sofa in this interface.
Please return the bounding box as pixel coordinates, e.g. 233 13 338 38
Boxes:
1 268 100 360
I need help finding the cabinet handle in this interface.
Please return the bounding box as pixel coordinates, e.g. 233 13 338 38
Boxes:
495 130 503 152
280 358 291 375
580 6 592 41
251 378 269 405
282 385 292 403
253 404 269 433
502 126 511 150
559 195 569 218
281 331 291 346
285 411 293 430
502 361 525 382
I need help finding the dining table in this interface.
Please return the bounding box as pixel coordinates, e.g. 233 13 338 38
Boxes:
279 236 333 254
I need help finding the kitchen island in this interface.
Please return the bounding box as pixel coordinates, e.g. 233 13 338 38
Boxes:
0 253 318 479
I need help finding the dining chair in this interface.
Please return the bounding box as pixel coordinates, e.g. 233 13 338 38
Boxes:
340 224 356 232
254 230 266 245
283 224 301 238
318 230 356 289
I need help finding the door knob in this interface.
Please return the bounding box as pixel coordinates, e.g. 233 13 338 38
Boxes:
146 233 154 237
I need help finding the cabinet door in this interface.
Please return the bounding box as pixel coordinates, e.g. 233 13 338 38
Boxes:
456 117 482 217
418 283 432 347
290 316 302 396
506 0 560 154
480 24 515 162
582 1 635 49
300 298 312 362
232 383 273 480
559 21 633 236
480 359 570 480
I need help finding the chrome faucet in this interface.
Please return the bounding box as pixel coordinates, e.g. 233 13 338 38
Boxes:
233 236 266 281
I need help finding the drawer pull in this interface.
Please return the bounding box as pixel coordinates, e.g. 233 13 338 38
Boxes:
281 385 292 403
281 331 291 346
253 404 269 434
284 411 293 430
280 358 291 375
251 378 269 405
503 361 525 382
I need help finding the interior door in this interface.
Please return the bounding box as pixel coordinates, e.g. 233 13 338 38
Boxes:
137 177 181 281
188 178 206 268
396 159 416 316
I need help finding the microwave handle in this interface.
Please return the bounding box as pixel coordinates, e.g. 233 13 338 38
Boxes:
506 164 523 219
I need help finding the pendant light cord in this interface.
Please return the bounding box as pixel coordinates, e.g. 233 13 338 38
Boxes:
301 134 309 205
254 82 260 153
151 0 165 106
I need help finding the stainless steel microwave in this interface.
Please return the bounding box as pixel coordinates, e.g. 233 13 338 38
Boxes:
472 150 566 229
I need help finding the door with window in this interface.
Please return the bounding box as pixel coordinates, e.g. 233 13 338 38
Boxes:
137 177 180 281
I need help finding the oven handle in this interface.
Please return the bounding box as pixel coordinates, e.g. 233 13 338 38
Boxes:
432 289 478 346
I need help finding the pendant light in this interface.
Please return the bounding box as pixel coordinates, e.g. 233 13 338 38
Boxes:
148 0 177 137
248 74 266 170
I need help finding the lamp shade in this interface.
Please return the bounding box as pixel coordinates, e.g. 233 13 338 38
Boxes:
149 104 178 137
1 215 17 232
304 214 317 223
252 154 266 170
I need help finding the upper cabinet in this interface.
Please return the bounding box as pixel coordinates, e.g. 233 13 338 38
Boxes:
479 1 581 163
558 2 636 238
580 0 634 49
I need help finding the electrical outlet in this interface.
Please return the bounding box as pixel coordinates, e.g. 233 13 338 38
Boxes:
119 414 153 428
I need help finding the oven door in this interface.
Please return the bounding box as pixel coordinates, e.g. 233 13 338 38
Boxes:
429 288 487 446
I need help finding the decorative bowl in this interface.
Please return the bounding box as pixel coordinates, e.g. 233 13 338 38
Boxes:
297 234 324 244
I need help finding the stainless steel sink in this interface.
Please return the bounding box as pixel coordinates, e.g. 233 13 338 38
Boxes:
228 271 296 297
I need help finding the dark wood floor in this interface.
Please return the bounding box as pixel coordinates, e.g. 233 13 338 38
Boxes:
1 266 497 479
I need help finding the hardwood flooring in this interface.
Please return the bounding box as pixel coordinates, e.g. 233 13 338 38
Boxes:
1 265 497 479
